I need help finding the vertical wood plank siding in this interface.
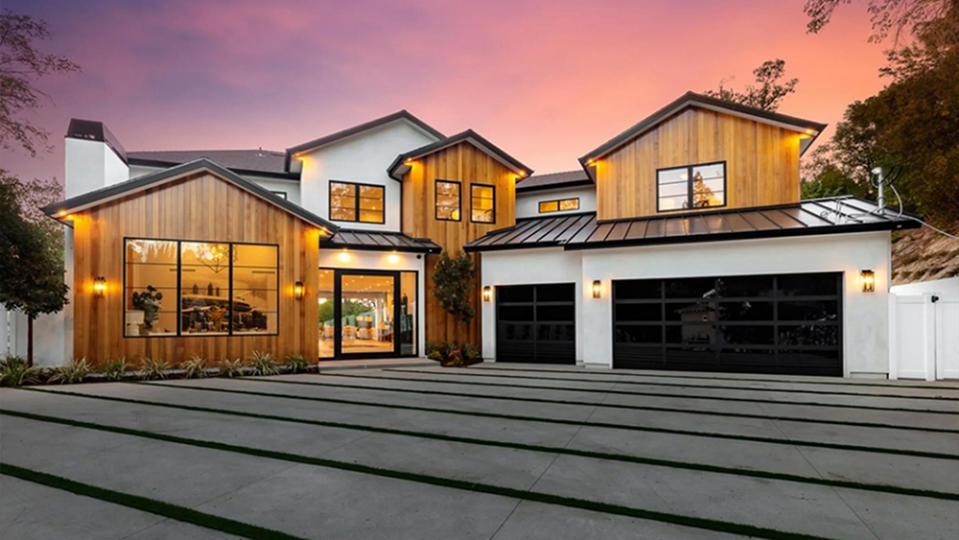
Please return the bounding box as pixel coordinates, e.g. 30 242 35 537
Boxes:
72 173 321 365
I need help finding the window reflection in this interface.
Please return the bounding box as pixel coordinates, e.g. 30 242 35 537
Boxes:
232 244 278 334
124 239 178 336
436 180 461 221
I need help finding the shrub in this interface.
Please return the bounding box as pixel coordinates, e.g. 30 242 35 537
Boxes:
139 357 170 380
426 342 482 367
218 358 244 378
102 357 128 381
284 354 309 374
48 358 92 384
0 356 40 387
182 355 209 379
250 351 278 376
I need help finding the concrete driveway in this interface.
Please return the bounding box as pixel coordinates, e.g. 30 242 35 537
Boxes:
2 364 958 539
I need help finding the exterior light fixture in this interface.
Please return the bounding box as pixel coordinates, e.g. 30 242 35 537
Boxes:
387 251 400 264
337 249 350 263
482 286 492 302
860 270 875 293
93 276 106 297
294 281 305 300
591 280 602 299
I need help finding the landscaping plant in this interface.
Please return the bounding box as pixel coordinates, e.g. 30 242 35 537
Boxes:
218 358 244 378
284 354 309 374
101 357 128 381
250 351 278 376
426 342 482 367
0 355 40 387
47 358 91 384
139 357 170 380
182 355 209 378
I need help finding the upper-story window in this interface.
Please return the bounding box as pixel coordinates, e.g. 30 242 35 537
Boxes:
435 180 461 221
538 198 580 214
657 162 726 212
329 181 384 223
470 184 495 223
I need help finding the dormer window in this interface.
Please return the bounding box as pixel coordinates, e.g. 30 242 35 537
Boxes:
657 162 726 212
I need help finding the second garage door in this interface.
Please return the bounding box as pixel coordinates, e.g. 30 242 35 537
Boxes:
496 283 575 364
613 272 842 376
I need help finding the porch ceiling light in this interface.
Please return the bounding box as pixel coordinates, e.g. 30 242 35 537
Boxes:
337 249 351 263
591 280 602 299
93 276 106 297
294 281 305 300
387 251 400 264
860 269 875 293
482 286 492 302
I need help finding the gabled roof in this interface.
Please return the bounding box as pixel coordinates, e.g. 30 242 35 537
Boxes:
286 110 445 162
465 197 918 252
516 170 592 193
579 91 827 172
43 158 338 233
127 149 295 179
387 129 534 181
66 119 128 164
321 229 441 254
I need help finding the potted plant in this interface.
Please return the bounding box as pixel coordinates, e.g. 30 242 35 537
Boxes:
130 285 163 335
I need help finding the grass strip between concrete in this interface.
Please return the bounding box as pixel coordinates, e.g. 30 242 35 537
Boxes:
0 462 305 540
384 368 959 401
0 409 835 540
6 397 959 502
322 372 959 414
467 365 959 391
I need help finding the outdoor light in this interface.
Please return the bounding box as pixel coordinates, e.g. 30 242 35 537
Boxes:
337 249 351 262
482 286 492 302
93 276 106 297
591 280 602 299
860 269 875 293
293 281 305 300
387 251 400 264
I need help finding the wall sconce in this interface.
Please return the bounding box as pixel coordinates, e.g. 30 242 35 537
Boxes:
482 286 492 302
591 280 602 299
387 251 400 264
337 249 351 263
293 281 305 300
93 276 106 297
860 269 875 293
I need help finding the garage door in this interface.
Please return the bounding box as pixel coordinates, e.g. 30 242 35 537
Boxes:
613 272 842 376
496 283 575 364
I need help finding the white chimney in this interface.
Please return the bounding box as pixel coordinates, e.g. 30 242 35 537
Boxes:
65 119 130 197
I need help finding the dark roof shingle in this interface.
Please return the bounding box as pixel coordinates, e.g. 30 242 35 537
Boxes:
128 149 290 177
516 170 592 192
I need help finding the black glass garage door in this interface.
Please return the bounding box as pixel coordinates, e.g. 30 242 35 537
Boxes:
496 283 575 364
613 272 842 376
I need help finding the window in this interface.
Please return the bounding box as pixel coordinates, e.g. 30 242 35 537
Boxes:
657 162 726 212
270 191 288 200
123 238 278 337
329 181 384 223
538 197 580 214
470 184 495 223
435 180 461 221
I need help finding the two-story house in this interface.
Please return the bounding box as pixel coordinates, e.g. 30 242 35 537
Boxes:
41 92 916 377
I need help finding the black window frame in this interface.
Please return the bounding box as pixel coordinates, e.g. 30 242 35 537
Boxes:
328 180 386 224
435 179 462 222
270 191 288 200
469 183 496 224
122 237 280 338
538 197 580 214
656 161 727 213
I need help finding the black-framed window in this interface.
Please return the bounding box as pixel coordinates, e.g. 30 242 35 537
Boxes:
124 238 278 337
435 179 461 221
329 180 385 223
538 197 580 213
657 161 726 212
470 183 495 223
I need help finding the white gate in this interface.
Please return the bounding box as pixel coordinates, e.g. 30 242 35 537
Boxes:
890 292 959 380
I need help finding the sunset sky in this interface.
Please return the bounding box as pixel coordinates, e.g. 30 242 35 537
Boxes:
2 0 892 183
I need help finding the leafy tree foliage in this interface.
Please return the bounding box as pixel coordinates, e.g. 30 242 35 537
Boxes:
804 0 956 44
704 59 798 111
431 251 475 326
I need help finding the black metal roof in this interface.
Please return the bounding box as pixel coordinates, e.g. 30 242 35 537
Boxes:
66 119 128 164
387 129 534 181
43 158 338 232
286 110 445 161
321 229 441 253
127 149 297 179
516 170 592 193
464 197 919 252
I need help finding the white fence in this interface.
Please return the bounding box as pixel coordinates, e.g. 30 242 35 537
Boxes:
890 277 959 380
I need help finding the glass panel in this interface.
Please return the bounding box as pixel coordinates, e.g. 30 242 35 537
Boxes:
559 198 579 211
330 181 357 221
358 184 384 223
318 269 334 358
499 305 533 321
659 195 687 211
665 300 719 322
231 244 277 334
471 185 495 223
665 277 720 299
778 300 839 322
399 272 417 356
717 301 774 321
718 325 775 345
666 324 716 345
498 285 533 302
436 181 460 220
657 167 687 184
658 182 688 198
615 303 661 322
180 242 231 335
537 304 574 322
615 325 662 344
502 323 532 340
778 273 838 297
340 273 394 355
539 200 559 213
691 163 725 208
779 325 840 347
124 239 178 336
716 275 774 298
536 283 572 302
615 280 661 300
537 324 574 341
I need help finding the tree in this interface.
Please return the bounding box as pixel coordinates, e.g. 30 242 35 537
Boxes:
804 0 957 44
704 59 798 111
1 10 80 156
0 171 69 366
431 251 476 335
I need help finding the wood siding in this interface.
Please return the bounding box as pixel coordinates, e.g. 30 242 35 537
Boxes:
596 108 804 221
71 172 322 365
400 142 518 346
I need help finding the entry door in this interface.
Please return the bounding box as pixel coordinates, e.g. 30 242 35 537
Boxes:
334 271 399 358
496 283 575 364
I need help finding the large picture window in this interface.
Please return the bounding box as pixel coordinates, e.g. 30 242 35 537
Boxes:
124 238 278 337
435 180 461 221
657 162 726 212
329 181 385 223
470 184 495 223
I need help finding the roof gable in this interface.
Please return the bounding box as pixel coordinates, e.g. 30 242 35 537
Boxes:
387 129 533 180
286 110 444 162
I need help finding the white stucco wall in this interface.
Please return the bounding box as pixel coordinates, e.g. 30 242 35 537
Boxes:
65 138 130 197
317 249 427 357
516 185 596 219
297 120 439 232
481 231 893 377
